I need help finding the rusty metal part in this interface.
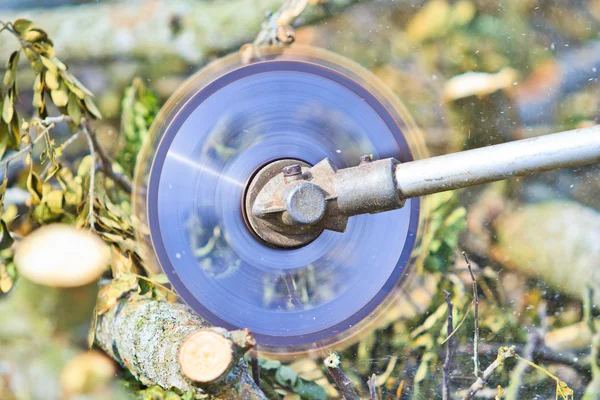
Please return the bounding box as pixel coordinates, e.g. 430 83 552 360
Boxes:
359 154 372 165
244 159 320 248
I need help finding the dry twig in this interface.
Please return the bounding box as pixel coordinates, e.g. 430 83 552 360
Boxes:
367 374 379 400
83 120 132 194
461 346 517 400
463 251 480 377
443 290 454 400
324 353 359 400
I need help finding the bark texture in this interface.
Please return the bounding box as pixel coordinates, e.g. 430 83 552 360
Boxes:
0 0 363 64
95 294 266 399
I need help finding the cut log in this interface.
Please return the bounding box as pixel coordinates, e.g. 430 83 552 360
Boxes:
0 0 364 64
491 201 600 303
94 288 266 399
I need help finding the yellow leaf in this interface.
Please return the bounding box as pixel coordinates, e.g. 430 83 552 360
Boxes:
45 69 60 90
405 0 450 43
2 93 13 124
39 55 57 73
50 88 69 107
95 273 138 315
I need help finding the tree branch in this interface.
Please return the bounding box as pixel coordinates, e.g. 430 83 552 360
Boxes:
463 251 480 377
324 353 359 400
94 286 266 399
83 121 132 194
442 290 454 400
460 347 516 400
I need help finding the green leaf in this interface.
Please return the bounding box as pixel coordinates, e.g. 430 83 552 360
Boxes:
8 113 20 149
0 174 7 207
50 88 68 107
67 93 82 125
293 380 327 400
275 365 298 387
50 56 67 71
33 73 42 91
32 90 43 109
39 55 57 73
45 190 64 212
259 359 282 370
27 158 43 205
83 96 102 119
0 121 8 159
44 69 59 90
138 279 154 295
3 51 20 87
12 19 34 34
2 93 13 124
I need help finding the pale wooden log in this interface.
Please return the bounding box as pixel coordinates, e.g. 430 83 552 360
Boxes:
14 224 110 288
94 292 266 399
0 0 363 64
491 201 600 303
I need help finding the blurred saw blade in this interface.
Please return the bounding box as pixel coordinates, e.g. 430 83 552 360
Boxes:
134 46 427 354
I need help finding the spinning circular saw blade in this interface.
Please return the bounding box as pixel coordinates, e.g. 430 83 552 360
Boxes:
134 46 428 353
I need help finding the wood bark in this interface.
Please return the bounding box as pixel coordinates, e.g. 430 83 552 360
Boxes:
0 0 364 64
94 292 267 399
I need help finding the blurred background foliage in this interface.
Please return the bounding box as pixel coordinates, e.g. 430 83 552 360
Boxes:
0 0 599 399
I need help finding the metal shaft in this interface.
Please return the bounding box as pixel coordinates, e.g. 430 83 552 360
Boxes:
395 125 600 198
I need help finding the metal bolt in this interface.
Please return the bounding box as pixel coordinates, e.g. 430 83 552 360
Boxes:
283 164 303 183
359 155 372 165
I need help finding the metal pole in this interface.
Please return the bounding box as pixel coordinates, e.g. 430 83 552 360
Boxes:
395 125 600 198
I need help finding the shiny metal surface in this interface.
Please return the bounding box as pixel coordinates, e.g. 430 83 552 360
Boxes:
395 124 600 198
133 46 427 353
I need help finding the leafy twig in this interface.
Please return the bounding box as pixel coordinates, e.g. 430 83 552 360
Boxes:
324 353 359 400
463 251 480 377
443 290 454 400
241 0 307 63
83 120 132 194
460 346 516 400
0 118 63 168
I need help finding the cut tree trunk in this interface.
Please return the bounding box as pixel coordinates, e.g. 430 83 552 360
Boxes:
0 0 364 64
94 290 267 399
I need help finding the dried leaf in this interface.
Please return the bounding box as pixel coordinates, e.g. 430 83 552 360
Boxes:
95 273 138 315
0 263 14 293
